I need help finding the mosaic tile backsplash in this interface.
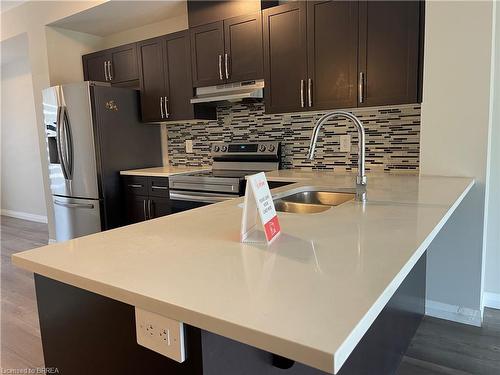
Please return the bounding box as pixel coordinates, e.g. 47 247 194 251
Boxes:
166 102 421 171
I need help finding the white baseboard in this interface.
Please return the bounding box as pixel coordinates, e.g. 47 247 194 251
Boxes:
1 209 48 224
425 299 482 327
483 292 500 310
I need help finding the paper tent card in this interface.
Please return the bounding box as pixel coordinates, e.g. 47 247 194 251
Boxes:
240 172 281 244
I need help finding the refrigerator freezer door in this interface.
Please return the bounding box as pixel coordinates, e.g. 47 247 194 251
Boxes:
52 196 101 242
42 83 100 199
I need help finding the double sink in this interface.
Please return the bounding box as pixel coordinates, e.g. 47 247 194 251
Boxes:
273 187 355 214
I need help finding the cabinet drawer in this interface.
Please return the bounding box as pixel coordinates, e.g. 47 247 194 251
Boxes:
122 176 149 196
149 177 169 197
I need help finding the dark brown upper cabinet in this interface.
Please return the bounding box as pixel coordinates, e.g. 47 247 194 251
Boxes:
306 1 358 110
262 2 307 114
190 12 264 87
224 12 263 83
83 43 139 86
358 1 421 107
263 1 423 114
83 53 108 83
138 30 215 123
190 21 225 87
137 37 166 122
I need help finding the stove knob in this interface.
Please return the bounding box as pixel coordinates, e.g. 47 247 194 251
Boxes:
268 144 276 152
213 145 220 152
259 144 267 152
221 145 228 152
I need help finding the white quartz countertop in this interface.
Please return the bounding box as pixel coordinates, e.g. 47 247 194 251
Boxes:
120 166 210 177
13 172 473 374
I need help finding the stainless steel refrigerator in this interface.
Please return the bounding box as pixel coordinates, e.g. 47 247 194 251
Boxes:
42 82 161 242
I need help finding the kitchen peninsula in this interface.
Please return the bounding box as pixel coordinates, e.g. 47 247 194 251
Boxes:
12 172 473 375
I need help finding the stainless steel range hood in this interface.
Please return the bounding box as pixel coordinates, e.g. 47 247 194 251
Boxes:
190 79 264 104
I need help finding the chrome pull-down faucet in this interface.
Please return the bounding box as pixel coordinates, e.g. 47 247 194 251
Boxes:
307 110 367 201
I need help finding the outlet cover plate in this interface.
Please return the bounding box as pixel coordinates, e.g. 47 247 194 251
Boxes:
185 140 193 153
135 307 186 362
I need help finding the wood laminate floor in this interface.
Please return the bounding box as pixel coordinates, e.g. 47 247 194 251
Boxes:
1 216 499 374
1 216 46 370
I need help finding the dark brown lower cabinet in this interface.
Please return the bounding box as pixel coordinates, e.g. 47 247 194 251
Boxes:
122 176 172 224
149 196 172 218
125 195 149 224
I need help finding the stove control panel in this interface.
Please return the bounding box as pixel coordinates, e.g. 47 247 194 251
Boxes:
211 142 280 158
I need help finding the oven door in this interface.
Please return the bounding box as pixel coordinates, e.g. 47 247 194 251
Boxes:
169 191 239 213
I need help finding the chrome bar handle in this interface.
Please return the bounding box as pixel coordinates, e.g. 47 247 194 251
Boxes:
224 53 229 79
151 185 168 190
107 60 113 80
164 96 169 118
104 61 109 81
127 184 143 188
358 72 364 104
148 199 153 219
300 79 305 108
218 54 223 80
143 199 148 220
308 78 312 107
160 96 164 119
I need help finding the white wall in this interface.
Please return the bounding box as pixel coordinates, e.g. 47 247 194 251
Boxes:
45 26 103 86
420 1 495 325
484 1 500 309
100 14 188 49
1 45 46 222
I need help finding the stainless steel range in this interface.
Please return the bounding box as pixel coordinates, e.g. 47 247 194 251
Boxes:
168 142 280 212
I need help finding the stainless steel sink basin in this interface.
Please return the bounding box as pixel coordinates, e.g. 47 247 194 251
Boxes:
273 190 355 214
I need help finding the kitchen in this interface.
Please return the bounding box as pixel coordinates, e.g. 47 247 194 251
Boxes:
1 1 499 374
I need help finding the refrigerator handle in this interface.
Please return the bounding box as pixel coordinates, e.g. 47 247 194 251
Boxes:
56 106 69 180
54 200 95 209
61 107 74 180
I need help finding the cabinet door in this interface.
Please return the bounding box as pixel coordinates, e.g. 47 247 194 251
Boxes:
307 1 358 110
263 2 307 114
149 197 172 219
109 43 138 84
163 31 195 121
83 53 110 82
125 195 148 224
190 21 225 87
138 37 166 122
223 12 263 83
358 1 420 107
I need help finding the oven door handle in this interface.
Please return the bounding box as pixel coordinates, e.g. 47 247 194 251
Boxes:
169 192 236 204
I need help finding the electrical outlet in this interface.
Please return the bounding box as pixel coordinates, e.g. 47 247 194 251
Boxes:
185 140 193 153
339 135 351 152
135 307 186 362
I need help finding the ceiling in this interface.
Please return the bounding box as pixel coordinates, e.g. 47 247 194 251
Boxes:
49 0 187 37
0 1 27 14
